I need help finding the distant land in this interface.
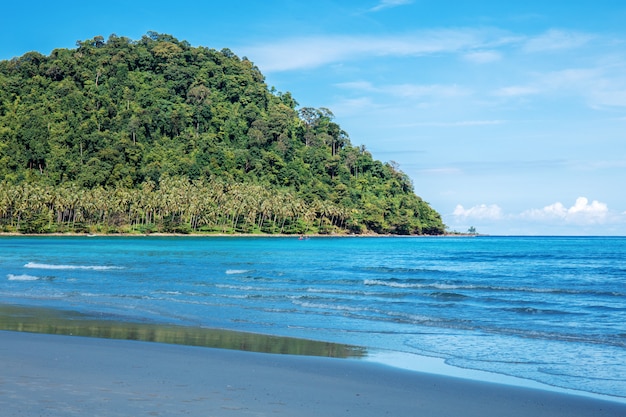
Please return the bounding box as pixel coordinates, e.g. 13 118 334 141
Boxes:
0 32 445 236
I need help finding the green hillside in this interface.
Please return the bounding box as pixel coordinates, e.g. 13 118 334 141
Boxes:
0 32 444 235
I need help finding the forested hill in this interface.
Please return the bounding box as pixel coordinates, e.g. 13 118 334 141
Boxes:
0 32 445 235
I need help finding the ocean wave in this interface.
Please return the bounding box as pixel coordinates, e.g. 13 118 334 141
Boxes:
225 269 252 275
428 291 469 300
155 290 183 296
7 274 44 281
24 262 123 271
362 266 450 275
215 283 264 291
502 307 574 315
363 279 465 291
538 365 626 382
304 287 411 300
363 279 626 297
291 299 366 313
364 279 427 289
384 310 454 325
463 326 626 349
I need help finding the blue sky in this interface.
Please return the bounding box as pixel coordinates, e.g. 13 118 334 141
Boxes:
2 1 626 235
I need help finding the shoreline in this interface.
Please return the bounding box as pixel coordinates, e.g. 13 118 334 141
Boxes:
2 330 625 417
366 349 626 404
2 303 625 407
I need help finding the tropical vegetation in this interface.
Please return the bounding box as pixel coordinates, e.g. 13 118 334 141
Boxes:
0 32 444 235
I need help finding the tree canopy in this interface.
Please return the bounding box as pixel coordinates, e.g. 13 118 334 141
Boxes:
0 33 445 235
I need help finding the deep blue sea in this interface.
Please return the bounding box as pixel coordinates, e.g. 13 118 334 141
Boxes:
1 236 625 400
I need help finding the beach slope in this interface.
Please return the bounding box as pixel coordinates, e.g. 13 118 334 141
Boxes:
1 331 623 416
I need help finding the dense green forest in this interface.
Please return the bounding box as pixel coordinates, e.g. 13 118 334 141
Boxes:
0 32 444 235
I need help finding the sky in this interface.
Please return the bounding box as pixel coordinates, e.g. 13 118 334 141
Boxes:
2 0 626 235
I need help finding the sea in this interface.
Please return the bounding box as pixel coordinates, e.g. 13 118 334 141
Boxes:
1 235 625 402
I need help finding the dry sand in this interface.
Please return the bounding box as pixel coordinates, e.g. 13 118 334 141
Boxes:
1 330 624 416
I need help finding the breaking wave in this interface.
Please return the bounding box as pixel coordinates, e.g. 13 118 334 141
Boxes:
7 274 43 281
24 262 123 271
225 269 252 275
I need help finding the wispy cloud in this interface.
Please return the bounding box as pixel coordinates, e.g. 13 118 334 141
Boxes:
572 158 626 171
539 68 602 91
336 81 470 98
493 86 540 97
493 66 626 107
522 29 594 53
336 80 470 99
329 96 379 116
242 27 601 74
368 0 413 12
463 50 502 64
242 29 505 72
335 81 376 91
388 83 470 98
588 88 626 107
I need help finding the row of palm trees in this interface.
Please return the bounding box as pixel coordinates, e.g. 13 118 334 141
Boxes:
0 177 352 234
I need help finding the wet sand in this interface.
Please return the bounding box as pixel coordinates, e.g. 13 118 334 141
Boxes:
1 330 624 416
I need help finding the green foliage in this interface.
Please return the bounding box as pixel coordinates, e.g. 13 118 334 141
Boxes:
0 33 445 235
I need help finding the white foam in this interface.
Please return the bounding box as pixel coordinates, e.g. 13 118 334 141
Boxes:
7 274 41 281
364 279 425 289
225 269 251 275
24 262 122 271
292 299 365 312
216 284 260 291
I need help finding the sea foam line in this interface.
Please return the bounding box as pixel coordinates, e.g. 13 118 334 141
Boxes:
363 279 625 297
7 274 42 281
24 262 123 271
225 269 252 275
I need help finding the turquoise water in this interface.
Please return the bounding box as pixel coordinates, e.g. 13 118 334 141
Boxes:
1 236 625 399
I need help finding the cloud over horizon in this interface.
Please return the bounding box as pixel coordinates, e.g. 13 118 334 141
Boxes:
521 197 609 224
452 197 616 229
453 203 503 220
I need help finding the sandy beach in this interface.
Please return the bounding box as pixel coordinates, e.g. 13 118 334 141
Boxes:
1 331 624 417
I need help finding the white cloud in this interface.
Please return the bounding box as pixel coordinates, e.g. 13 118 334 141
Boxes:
369 0 413 12
453 204 503 220
589 88 626 107
330 96 378 116
539 68 601 91
387 83 469 98
493 68 601 100
521 197 609 225
573 158 626 171
523 29 593 53
241 29 503 72
336 80 470 99
493 85 540 97
449 197 622 234
335 81 375 91
463 50 501 64
493 66 626 108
